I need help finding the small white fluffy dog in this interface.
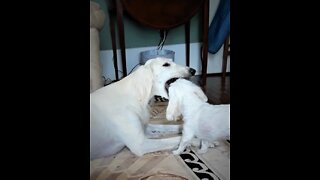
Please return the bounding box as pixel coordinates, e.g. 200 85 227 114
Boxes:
166 79 230 155
90 58 195 159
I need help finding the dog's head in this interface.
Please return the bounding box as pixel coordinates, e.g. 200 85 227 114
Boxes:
169 79 208 102
144 57 196 99
166 79 208 121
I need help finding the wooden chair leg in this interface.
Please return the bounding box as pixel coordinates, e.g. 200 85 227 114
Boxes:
109 11 119 80
116 0 127 77
222 35 229 78
185 20 190 67
201 0 209 86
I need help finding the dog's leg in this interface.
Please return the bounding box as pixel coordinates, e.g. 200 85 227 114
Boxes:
124 135 182 156
197 140 210 154
166 93 181 121
140 136 182 155
116 115 182 156
172 127 194 155
190 138 201 147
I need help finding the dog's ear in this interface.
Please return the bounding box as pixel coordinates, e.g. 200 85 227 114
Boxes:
143 59 156 74
193 85 208 102
144 59 152 66
166 87 181 121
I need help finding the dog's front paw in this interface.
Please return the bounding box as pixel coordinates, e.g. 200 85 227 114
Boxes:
191 138 201 147
209 141 219 148
197 148 208 154
166 114 174 121
166 114 181 121
166 113 178 121
172 149 182 155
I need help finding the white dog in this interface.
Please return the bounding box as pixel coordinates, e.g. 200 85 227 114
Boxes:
90 58 196 159
166 79 230 155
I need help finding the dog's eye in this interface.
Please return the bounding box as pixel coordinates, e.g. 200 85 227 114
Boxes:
163 63 170 67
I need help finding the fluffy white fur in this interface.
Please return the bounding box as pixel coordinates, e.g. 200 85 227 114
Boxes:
166 79 230 154
90 58 195 159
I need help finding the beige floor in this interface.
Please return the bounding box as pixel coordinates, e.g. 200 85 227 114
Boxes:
90 98 230 180
91 144 229 180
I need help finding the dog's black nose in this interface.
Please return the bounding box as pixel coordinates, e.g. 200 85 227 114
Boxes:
189 68 196 75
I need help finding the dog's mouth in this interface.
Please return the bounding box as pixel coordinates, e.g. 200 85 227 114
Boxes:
165 77 190 94
165 77 179 91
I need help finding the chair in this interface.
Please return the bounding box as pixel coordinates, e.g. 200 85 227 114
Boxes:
107 0 209 85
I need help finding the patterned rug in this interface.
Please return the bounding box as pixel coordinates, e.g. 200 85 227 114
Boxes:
90 96 230 180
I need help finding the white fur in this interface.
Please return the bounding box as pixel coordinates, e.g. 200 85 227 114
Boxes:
166 79 230 155
90 58 194 159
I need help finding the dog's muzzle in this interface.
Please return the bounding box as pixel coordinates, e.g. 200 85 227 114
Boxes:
165 77 179 95
165 68 196 96
189 68 196 75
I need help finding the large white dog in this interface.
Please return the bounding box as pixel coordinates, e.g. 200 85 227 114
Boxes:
166 79 230 155
90 58 195 159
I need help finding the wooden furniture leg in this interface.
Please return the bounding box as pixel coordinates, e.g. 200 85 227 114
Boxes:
109 10 119 80
222 35 230 78
116 0 127 77
185 20 190 66
201 0 209 86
